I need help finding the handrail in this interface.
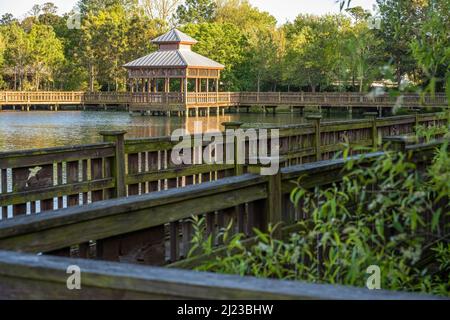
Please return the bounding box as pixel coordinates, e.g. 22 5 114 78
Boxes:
0 250 442 300
0 112 447 219
0 139 445 265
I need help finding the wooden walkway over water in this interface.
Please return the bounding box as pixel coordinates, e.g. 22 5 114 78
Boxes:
0 133 447 299
0 112 448 299
0 91 447 115
0 112 447 221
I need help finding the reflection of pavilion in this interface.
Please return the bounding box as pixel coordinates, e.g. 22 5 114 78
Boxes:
124 29 229 116
126 114 234 138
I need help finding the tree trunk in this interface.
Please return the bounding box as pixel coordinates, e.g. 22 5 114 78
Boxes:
13 68 17 91
396 61 402 88
89 64 95 92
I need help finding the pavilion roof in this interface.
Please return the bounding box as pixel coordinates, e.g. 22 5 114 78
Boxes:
123 28 224 70
123 49 224 69
152 29 198 45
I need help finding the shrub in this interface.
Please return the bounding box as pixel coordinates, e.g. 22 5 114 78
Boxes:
190 138 450 296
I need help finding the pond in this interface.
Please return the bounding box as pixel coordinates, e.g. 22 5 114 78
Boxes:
0 111 356 152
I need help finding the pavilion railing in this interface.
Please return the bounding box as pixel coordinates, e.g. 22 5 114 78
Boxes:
130 92 184 105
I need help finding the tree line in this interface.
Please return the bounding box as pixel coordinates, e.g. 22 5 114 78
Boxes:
0 0 448 93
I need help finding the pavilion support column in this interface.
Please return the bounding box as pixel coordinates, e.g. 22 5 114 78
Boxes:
164 78 170 93
216 78 219 104
184 77 188 105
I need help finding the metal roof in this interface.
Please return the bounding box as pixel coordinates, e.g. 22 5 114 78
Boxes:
124 28 224 70
152 29 198 44
123 49 224 69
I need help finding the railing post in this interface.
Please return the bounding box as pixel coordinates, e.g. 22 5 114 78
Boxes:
222 121 244 176
306 114 322 161
100 131 127 198
447 108 450 126
248 158 282 239
364 112 379 150
382 135 418 153
415 112 420 131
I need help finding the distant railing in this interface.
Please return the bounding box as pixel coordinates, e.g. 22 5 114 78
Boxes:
0 91 448 107
238 92 449 107
131 92 184 105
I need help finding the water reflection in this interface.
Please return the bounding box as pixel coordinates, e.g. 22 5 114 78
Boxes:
0 111 354 151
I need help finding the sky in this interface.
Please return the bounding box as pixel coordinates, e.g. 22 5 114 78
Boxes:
0 0 378 22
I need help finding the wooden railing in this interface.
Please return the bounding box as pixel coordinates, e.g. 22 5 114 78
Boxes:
0 137 446 302
0 91 448 108
186 92 240 106
0 91 84 105
0 249 440 300
0 113 447 221
0 138 446 264
0 132 234 220
130 92 185 105
238 92 449 107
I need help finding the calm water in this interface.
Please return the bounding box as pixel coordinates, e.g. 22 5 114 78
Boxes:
0 111 355 151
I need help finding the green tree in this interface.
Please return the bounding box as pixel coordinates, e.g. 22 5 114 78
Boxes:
81 5 127 91
80 3 158 91
182 22 246 90
77 0 139 14
341 10 384 92
3 23 30 90
215 0 276 34
176 0 217 24
28 24 64 90
410 0 450 95
284 15 343 92
38 2 62 26
0 13 16 25
214 0 282 91
242 28 285 92
376 0 429 86
0 31 5 88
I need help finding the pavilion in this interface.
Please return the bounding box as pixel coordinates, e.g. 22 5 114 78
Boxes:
123 28 226 115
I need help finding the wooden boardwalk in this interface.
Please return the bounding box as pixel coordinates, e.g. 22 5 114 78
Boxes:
0 136 447 299
0 91 448 114
0 111 447 298
0 112 447 230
